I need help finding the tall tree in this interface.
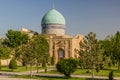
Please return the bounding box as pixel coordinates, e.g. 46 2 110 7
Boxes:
78 32 103 80
21 39 36 77
32 34 49 73
112 31 120 70
100 36 115 67
4 29 29 61
101 31 120 70
19 34 49 76
5 29 29 48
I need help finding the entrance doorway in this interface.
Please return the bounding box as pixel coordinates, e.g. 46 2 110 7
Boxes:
58 49 64 60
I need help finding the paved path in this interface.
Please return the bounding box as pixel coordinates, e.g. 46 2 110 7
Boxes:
1 68 120 80
0 75 37 80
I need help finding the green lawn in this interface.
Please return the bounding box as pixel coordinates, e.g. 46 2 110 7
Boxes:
40 66 120 77
0 66 40 72
12 75 106 80
1 65 120 78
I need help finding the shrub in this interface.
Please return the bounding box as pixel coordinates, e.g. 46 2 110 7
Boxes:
109 71 114 80
86 69 91 74
56 58 78 78
9 58 17 71
96 67 100 73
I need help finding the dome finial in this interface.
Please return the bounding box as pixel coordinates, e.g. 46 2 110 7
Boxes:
52 3 55 9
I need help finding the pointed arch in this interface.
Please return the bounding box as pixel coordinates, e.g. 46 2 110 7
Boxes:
58 48 64 60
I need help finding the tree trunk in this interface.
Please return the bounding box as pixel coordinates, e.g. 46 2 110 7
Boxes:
45 63 47 73
92 64 94 80
26 66 28 70
30 64 33 77
118 59 120 70
36 63 39 73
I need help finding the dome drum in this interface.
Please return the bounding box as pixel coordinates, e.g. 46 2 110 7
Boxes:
42 24 65 34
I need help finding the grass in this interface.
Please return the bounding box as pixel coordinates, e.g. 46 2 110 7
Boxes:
1 65 120 80
12 75 107 80
40 66 120 77
0 66 40 72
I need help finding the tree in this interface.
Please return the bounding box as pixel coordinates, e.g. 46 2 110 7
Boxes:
0 38 10 69
56 58 78 78
32 34 49 73
5 29 29 48
19 34 49 76
4 29 29 59
101 31 120 70
9 58 17 71
112 31 120 70
100 36 115 67
21 39 36 77
78 32 103 80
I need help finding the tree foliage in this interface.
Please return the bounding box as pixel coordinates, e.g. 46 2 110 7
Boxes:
32 34 49 65
56 58 78 78
0 47 10 59
101 31 120 70
112 31 120 70
78 32 103 79
0 38 10 69
5 29 29 48
100 36 115 67
19 34 49 76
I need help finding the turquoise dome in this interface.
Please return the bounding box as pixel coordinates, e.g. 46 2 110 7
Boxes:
41 9 65 25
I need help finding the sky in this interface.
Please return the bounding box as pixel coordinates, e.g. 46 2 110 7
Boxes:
0 0 120 40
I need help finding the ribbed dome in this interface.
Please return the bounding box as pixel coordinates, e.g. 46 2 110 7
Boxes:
41 9 65 25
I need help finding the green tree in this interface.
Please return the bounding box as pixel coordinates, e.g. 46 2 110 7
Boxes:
9 58 17 71
21 39 36 77
4 29 29 60
3 29 29 71
100 36 115 67
112 31 120 70
0 38 10 69
19 34 49 76
56 58 78 78
78 32 103 80
101 31 120 70
5 29 29 48
32 34 49 73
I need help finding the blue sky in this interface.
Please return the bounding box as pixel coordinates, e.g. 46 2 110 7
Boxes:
0 0 120 39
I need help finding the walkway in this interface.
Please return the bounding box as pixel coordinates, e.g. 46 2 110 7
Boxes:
0 75 37 80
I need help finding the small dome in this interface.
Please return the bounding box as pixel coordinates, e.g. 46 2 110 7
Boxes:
41 9 65 25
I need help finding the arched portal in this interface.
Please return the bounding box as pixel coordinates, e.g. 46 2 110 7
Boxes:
58 48 64 60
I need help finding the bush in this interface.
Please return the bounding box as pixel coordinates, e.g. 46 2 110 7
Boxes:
56 58 78 78
96 67 100 73
86 69 91 74
109 71 114 80
9 58 17 71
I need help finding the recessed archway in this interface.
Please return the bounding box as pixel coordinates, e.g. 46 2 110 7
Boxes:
58 48 64 60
